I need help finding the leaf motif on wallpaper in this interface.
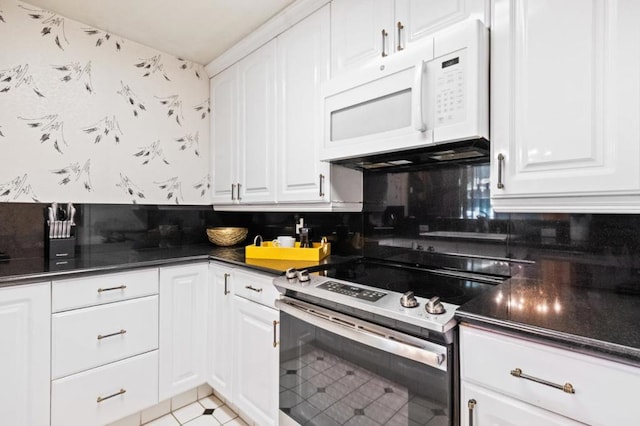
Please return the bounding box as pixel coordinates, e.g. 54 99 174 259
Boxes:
175 132 200 157
155 177 183 205
82 28 124 51
0 10 5 23
0 125 4 137
82 115 123 144
0 174 39 202
117 81 146 117
0 64 45 97
19 114 67 154
177 58 202 79
193 99 210 120
133 140 170 165
117 174 146 204
134 55 170 81
50 159 93 191
193 174 211 198
52 61 94 94
19 5 69 50
156 94 184 126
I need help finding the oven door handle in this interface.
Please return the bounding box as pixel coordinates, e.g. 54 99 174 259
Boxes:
276 297 447 372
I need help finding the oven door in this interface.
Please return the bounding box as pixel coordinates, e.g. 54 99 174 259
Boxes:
276 297 454 426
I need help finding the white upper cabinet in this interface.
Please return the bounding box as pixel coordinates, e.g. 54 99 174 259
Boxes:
331 0 488 76
277 5 331 203
491 0 640 212
210 41 277 205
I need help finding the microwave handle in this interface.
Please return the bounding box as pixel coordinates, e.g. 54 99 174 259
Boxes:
413 60 427 132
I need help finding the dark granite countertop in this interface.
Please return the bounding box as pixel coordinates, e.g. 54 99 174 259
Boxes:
456 259 640 367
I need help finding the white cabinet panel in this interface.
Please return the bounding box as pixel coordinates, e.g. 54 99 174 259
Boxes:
206 263 235 401
491 0 640 212
52 295 159 379
233 295 279 426
159 263 207 400
0 282 50 426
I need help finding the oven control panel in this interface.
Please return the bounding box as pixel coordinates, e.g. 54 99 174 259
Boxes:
318 281 387 302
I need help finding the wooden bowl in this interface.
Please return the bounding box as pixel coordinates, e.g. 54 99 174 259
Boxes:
206 227 248 246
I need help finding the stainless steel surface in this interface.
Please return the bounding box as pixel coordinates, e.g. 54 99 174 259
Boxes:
97 285 127 293
224 273 230 295
96 388 126 403
510 368 576 394
497 153 505 189
285 267 297 280
468 399 476 426
276 296 447 370
97 329 127 340
426 296 446 315
296 269 310 283
400 290 419 308
381 28 388 57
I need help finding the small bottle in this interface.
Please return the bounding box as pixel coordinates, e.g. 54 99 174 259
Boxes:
299 227 310 248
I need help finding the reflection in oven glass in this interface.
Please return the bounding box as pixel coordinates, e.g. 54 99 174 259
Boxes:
280 313 451 425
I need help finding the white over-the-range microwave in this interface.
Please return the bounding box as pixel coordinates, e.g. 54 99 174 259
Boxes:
321 19 489 166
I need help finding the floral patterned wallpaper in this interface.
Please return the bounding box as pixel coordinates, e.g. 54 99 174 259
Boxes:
0 0 210 204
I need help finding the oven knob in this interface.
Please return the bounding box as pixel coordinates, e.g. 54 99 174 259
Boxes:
425 296 446 315
285 267 298 280
297 269 310 283
400 291 419 308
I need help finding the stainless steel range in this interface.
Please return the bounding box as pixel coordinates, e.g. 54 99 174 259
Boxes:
274 257 505 426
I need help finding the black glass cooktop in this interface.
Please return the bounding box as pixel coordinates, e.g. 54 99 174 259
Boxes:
315 258 503 306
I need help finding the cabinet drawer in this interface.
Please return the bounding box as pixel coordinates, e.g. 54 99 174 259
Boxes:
52 295 158 379
51 350 158 426
233 269 279 308
52 268 158 312
460 325 640 425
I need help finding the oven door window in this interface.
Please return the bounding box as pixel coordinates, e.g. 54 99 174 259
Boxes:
279 311 452 425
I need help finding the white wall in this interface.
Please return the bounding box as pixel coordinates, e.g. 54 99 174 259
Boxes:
0 0 210 204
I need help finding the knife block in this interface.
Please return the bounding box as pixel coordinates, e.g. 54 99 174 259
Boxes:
45 237 76 260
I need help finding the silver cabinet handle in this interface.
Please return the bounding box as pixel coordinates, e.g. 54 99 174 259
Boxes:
273 320 279 347
97 388 126 403
381 29 389 57
468 399 476 426
245 285 263 293
237 183 242 201
97 285 126 293
497 153 505 189
510 368 575 394
97 329 127 340
224 273 230 295
319 173 325 197
231 183 236 200
397 21 405 51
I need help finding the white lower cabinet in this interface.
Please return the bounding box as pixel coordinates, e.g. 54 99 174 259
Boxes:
207 262 280 426
0 281 50 426
159 263 208 401
52 351 158 426
460 324 640 425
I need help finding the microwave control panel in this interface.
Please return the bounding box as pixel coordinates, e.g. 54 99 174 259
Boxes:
434 52 466 127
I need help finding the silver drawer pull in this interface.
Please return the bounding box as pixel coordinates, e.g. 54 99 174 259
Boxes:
245 285 263 293
510 368 575 394
97 285 127 293
97 329 127 340
273 320 279 348
96 388 126 403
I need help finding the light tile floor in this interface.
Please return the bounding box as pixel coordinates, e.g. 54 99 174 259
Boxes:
144 395 249 426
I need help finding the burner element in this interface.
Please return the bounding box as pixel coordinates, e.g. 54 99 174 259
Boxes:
425 297 446 315
400 291 419 308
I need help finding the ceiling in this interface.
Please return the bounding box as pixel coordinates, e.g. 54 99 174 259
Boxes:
26 0 296 65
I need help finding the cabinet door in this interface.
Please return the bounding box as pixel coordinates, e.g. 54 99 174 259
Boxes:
277 5 331 203
395 0 488 50
331 0 395 76
491 0 640 212
461 382 583 426
206 263 234 401
159 263 207 400
238 40 277 203
211 64 239 204
233 296 279 426
0 282 50 426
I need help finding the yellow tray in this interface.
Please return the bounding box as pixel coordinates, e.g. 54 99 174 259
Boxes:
245 241 331 261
